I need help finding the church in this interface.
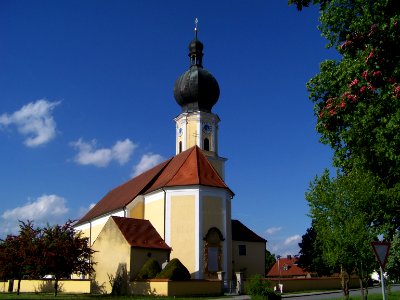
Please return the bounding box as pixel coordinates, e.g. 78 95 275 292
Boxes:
74 28 266 292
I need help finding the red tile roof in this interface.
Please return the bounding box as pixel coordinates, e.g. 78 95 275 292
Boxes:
267 256 309 277
232 220 266 243
76 146 232 225
111 216 171 250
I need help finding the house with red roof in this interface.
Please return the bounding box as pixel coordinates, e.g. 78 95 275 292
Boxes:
267 255 312 278
74 31 266 293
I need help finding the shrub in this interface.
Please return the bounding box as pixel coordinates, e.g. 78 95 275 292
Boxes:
245 275 281 300
156 258 191 281
136 258 161 279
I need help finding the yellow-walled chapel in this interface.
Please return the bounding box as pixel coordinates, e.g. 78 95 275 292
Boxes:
74 28 266 293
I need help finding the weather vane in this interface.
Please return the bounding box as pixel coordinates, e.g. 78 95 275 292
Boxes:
194 18 198 39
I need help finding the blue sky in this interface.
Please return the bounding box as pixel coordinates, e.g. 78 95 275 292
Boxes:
0 0 336 256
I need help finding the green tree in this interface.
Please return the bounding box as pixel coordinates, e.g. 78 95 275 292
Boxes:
265 249 276 274
40 220 95 296
289 0 400 235
306 169 380 299
386 232 400 282
298 221 335 276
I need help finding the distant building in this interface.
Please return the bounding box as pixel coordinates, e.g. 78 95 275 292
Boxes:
74 29 266 292
267 255 312 278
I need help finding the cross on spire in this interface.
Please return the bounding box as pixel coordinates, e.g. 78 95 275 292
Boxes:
194 18 198 40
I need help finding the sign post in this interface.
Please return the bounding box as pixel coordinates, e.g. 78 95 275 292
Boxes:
371 241 391 300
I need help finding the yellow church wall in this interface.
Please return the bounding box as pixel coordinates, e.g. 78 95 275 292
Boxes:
186 120 198 148
92 218 131 294
129 201 144 219
232 240 266 278
128 198 144 219
144 197 165 238
202 196 223 233
170 195 196 275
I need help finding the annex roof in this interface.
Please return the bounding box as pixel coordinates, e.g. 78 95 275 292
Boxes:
232 219 266 243
111 216 171 250
76 146 232 225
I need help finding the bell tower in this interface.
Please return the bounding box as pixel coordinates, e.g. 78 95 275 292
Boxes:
173 20 227 179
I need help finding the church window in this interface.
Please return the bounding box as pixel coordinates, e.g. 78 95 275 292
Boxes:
204 138 210 151
179 141 182 153
238 245 246 256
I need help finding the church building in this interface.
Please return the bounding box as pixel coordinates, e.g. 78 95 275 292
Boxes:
74 28 266 292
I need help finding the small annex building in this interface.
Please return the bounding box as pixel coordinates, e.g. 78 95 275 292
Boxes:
74 29 266 293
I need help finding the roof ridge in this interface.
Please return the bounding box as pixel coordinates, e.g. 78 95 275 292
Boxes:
139 156 174 194
164 146 198 186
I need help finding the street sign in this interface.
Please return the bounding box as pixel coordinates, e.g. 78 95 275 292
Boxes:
371 241 391 269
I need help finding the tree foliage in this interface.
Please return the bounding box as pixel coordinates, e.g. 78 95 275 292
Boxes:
0 220 94 296
40 220 95 296
265 249 276 274
289 0 400 234
298 221 335 276
306 169 380 298
0 221 41 295
386 232 400 282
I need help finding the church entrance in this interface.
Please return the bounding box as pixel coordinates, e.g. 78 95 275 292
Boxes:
203 227 223 279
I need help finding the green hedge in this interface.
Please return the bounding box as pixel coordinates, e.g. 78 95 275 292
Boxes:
156 258 191 281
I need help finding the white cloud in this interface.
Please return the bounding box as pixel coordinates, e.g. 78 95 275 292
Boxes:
71 138 136 167
0 99 60 147
112 139 137 165
132 153 164 177
284 234 301 246
267 234 302 257
1 194 69 236
265 226 282 235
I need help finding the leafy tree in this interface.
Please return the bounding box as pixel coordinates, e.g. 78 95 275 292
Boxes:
289 0 400 235
265 249 276 274
386 232 400 282
298 221 335 276
39 220 95 296
0 221 41 295
306 169 379 299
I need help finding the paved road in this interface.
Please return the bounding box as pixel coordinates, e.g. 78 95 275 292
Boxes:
221 284 400 300
282 284 400 299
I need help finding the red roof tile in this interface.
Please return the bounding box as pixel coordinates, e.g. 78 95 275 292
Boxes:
111 216 171 250
76 159 171 225
267 257 309 277
76 146 232 225
147 146 230 192
232 220 266 243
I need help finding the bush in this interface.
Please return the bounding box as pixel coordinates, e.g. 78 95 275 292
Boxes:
156 258 191 281
136 258 161 279
245 275 281 300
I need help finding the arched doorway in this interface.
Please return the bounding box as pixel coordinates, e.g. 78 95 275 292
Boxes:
203 227 224 278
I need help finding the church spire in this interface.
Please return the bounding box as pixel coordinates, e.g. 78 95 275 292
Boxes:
189 18 203 67
173 23 227 179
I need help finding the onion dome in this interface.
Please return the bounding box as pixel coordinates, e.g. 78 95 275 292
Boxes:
174 37 220 113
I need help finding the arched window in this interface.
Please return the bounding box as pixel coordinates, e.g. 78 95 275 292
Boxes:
204 138 210 151
179 141 182 153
